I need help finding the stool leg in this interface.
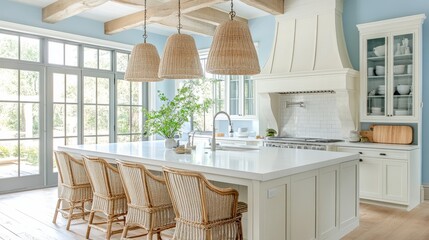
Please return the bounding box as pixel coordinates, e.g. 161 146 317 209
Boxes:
86 211 95 239
121 225 129 239
52 199 61 224
66 202 75 230
106 216 113 240
237 216 243 240
81 202 85 220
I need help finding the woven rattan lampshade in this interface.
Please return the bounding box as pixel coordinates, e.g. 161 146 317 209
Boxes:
125 43 161 82
206 19 260 75
158 33 203 79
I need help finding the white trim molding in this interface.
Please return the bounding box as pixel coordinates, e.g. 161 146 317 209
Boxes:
0 20 133 51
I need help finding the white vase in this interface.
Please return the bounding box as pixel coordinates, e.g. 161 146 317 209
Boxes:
164 138 176 149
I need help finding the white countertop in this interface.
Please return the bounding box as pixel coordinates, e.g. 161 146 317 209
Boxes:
336 141 419 150
58 141 358 182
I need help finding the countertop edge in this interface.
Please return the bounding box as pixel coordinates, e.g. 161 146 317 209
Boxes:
336 142 420 150
58 145 359 182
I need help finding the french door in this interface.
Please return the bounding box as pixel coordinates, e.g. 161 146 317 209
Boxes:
46 67 81 186
45 68 114 186
0 61 45 193
1 67 142 192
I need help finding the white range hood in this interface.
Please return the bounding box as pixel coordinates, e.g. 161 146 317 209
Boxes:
253 0 360 138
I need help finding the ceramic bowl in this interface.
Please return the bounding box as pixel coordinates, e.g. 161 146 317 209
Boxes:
371 107 382 113
373 45 385 57
375 66 385 76
397 85 411 95
394 109 408 116
393 65 406 74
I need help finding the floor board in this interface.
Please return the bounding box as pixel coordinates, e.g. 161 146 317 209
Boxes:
1 187 429 239
342 202 429 240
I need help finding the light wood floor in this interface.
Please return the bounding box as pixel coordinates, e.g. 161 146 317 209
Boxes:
1 187 429 240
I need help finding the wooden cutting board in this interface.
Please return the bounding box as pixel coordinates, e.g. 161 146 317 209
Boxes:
372 125 413 144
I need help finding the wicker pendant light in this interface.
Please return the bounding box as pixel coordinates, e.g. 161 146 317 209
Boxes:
125 0 162 82
206 0 260 75
158 0 203 79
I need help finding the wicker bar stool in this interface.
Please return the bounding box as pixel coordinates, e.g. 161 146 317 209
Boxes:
163 166 247 240
82 156 128 240
117 160 176 240
52 151 93 230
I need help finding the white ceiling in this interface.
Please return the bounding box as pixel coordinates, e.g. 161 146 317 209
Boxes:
10 0 269 36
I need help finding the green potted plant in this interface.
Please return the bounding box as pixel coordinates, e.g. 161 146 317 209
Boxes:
143 80 213 148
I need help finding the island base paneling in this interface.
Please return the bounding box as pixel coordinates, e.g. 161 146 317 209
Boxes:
255 161 359 240
59 141 359 240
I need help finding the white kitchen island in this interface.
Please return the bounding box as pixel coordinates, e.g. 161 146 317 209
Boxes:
58 141 359 240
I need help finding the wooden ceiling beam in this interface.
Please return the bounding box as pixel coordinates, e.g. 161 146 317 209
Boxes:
240 0 284 15
104 0 227 35
43 0 109 23
184 7 247 26
159 16 217 36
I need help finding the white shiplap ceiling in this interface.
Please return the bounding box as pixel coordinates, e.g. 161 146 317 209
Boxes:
10 0 270 36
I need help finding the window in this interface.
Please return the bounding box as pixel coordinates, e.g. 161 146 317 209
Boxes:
0 67 41 178
52 73 79 148
0 29 148 192
48 41 78 66
83 47 112 70
189 49 257 131
83 75 111 144
20 37 40 62
0 33 18 59
116 52 129 73
213 76 226 113
244 76 254 115
0 33 40 62
116 78 145 142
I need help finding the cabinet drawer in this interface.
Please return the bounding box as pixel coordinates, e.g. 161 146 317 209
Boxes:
337 147 408 160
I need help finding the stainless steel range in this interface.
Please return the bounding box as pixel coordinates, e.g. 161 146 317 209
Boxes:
263 137 344 151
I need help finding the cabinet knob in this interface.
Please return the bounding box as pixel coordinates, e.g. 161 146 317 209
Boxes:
359 159 363 162
358 152 363 154
380 153 387 156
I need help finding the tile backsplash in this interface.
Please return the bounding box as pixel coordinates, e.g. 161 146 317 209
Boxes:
278 93 342 139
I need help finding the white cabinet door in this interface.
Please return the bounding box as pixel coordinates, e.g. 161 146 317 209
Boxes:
318 165 339 240
359 157 383 199
290 170 317 240
383 159 408 203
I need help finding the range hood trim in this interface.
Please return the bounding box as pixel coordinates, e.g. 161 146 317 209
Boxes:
255 68 359 93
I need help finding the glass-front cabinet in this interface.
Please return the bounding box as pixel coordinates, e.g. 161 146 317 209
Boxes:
358 15 425 122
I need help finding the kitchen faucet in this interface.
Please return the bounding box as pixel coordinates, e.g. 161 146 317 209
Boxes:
187 130 200 148
212 111 233 151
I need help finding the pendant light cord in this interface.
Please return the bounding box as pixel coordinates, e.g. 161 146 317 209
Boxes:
177 0 182 34
143 0 147 43
229 0 236 20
